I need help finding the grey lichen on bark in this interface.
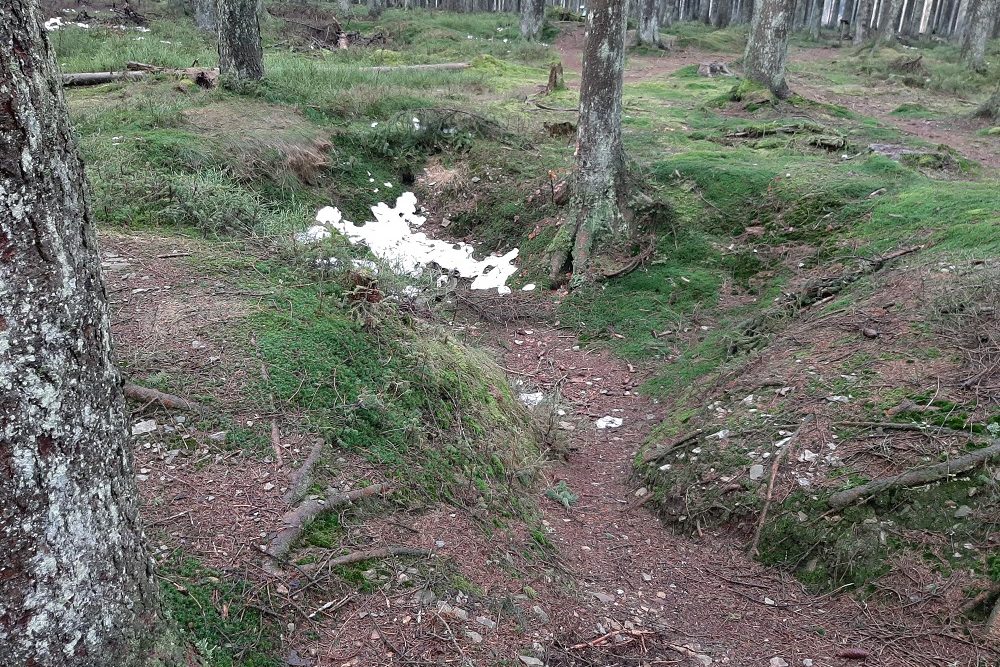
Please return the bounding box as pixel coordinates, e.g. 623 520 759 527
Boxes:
546 0 630 286
960 0 998 71
743 0 794 98
194 0 217 32
521 0 546 41
0 2 177 666
637 0 666 47
853 0 874 44
217 0 264 81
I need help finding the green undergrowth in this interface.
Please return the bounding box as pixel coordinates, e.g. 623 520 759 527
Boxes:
158 553 279 667
252 269 541 512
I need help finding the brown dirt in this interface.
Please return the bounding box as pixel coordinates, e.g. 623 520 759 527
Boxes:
101 229 997 667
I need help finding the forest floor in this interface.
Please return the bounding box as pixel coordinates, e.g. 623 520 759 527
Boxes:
51 4 1000 666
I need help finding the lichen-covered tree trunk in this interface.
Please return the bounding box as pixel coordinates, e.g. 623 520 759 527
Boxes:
194 0 217 31
217 0 264 81
809 0 824 37
960 0 998 70
744 0 794 97
369 0 386 17
875 0 903 44
339 0 353 13
521 0 546 40
638 0 665 46
0 3 166 666
853 0 874 42
547 0 629 285
976 88 1000 121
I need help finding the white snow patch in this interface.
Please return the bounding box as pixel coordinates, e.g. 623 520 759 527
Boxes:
305 192 519 293
595 416 623 429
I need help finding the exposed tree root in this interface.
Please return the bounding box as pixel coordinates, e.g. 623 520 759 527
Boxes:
265 483 391 563
828 440 1000 509
988 598 1000 640
123 383 206 413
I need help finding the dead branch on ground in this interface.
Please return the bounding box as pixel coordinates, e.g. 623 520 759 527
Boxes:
750 416 813 556
265 483 391 563
828 440 1000 509
124 383 206 413
283 439 325 503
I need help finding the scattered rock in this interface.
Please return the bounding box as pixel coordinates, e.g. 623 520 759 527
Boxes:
531 605 549 623
769 658 788 667
476 615 497 629
208 431 227 442
826 395 850 404
592 592 616 604
518 657 544 667
131 419 158 436
464 630 483 644
642 572 653 582
263 482 275 491
749 464 766 481
954 505 973 519
595 416 623 429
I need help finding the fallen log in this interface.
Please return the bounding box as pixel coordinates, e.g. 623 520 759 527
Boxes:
828 440 1000 509
124 383 206 413
361 62 470 74
988 597 1000 640
283 439 325 503
62 70 147 86
63 64 218 88
265 483 391 562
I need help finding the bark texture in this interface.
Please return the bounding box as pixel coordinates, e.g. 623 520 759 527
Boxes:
194 0 217 31
638 0 666 46
368 0 386 17
853 0 875 42
961 0 998 70
0 3 162 666
521 0 546 40
547 0 629 284
217 0 264 81
744 0 794 98
976 88 1000 121
876 0 904 44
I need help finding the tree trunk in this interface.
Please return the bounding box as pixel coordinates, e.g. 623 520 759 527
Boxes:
217 0 264 81
854 0 874 40
875 0 903 44
961 0 997 70
809 0 824 37
194 0 217 31
976 89 1000 121
638 0 665 46
547 0 629 285
340 0 353 13
369 0 387 17
0 3 169 666
745 0 795 97
521 0 546 40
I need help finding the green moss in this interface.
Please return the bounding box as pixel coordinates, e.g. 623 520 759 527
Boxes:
158 554 279 667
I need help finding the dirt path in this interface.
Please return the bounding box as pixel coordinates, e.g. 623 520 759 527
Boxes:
484 323 895 666
787 47 999 170
554 27 999 169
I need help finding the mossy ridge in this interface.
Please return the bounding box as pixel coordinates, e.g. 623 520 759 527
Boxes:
253 274 540 512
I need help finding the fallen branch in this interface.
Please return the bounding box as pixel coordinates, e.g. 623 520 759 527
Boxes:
265 483 391 562
750 416 812 556
601 236 657 280
309 546 431 573
836 420 977 437
643 429 704 463
283 439 325 503
62 70 147 86
828 440 1000 509
988 597 1000 640
361 62 469 74
124 383 206 413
